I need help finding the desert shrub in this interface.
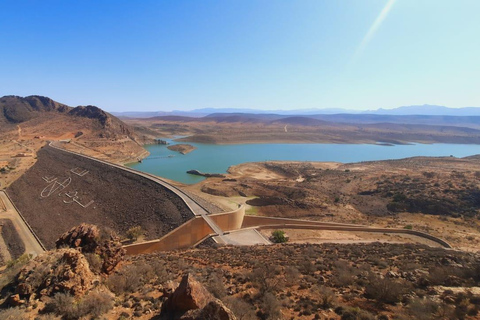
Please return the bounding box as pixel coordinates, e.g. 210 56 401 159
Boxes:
364 274 410 305
151 260 170 284
314 285 336 309
6 253 32 269
44 292 77 318
45 291 113 319
80 290 114 318
0 253 32 291
0 307 28 320
428 266 465 286
84 253 102 274
340 307 375 320
106 264 149 294
224 296 257 320
270 230 288 243
284 266 301 287
331 260 358 287
423 172 435 178
407 297 442 320
260 292 282 320
126 226 144 241
250 264 283 295
404 224 413 230
205 273 226 298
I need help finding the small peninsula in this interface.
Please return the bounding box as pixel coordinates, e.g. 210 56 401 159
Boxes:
167 143 196 155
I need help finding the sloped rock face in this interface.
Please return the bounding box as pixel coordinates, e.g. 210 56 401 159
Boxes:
161 274 236 320
56 223 100 253
0 95 71 124
68 105 134 137
14 248 97 301
56 224 125 274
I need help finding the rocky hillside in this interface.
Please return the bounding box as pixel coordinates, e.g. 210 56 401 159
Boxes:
0 95 70 125
0 227 479 319
0 95 147 164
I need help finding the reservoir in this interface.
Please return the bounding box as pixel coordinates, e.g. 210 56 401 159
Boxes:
128 142 480 184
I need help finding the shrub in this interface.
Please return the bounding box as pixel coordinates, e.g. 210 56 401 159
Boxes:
0 307 28 320
364 273 410 305
270 230 288 243
84 253 102 274
205 273 226 298
260 293 282 320
314 285 336 309
45 290 113 319
224 296 257 320
126 226 144 241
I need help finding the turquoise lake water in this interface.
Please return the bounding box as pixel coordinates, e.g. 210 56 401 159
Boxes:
127 141 480 184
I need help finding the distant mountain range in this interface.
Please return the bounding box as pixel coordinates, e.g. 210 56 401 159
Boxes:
113 104 480 118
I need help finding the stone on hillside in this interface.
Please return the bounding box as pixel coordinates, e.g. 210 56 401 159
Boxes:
12 248 97 303
180 299 237 320
162 273 238 319
167 274 214 312
55 223 125 274
56 223 100 252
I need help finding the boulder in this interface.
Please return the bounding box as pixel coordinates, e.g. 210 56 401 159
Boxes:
161 274 236 319
167 274 214 312
13 248 97 299
56 224 125 274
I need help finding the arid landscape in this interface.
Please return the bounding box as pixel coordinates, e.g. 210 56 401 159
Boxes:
123 113 480 145
1 95 480 319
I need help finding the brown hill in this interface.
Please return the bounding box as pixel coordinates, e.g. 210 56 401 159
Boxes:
0 96 147 188
0 95 70 125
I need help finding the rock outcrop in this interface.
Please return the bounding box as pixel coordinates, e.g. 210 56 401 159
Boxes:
56 224 125 274
161 273 236 320
11 248 97 303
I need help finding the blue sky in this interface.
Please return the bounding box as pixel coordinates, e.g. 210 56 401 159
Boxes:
1 1 479 112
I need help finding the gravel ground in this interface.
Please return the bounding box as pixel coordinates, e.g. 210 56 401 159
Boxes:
7 146 194 249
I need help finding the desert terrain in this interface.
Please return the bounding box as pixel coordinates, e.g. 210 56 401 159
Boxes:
124 113 480 145
0 96 148 189
1 96 480 319
185 156 480 252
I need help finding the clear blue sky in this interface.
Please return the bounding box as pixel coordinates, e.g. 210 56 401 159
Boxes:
1 0 479 112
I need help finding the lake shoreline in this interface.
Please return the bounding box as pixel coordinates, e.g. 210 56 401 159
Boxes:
127 142 480 185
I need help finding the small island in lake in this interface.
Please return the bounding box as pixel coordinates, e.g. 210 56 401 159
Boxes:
167 144 196 155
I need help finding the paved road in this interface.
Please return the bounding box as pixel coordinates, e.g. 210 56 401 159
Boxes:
0 191 45 258
49 142 227 242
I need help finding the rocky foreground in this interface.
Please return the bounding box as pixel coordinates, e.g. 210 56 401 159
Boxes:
1 224 479 319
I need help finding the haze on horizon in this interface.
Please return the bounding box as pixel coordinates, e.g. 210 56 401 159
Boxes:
1 0 479 112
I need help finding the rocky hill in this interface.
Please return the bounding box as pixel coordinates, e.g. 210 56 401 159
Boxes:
0 96 147 173
0 95 70 125
1 230 479 319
